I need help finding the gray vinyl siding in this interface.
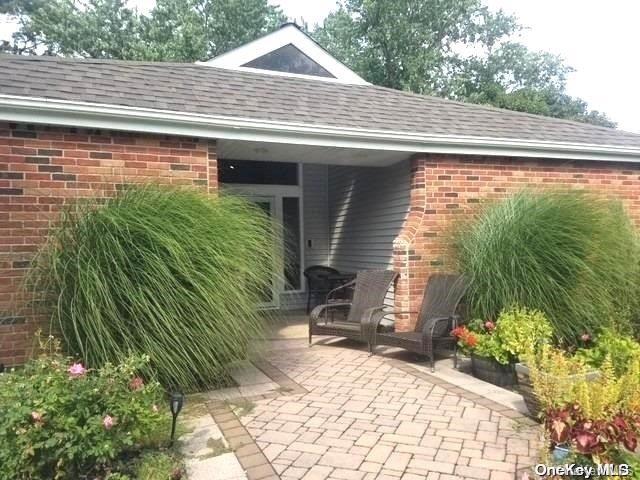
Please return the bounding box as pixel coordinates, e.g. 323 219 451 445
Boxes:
280 163 330 310
279 159 410 310
328 159 411 272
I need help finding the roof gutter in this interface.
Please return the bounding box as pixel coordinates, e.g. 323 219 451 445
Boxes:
1 94 640 163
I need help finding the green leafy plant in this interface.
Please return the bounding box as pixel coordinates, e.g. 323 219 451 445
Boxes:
575 328 640 377
455 307 553 364
0 335 166 480
451 190 640 343
530 348 640 467
497 307 553 359
28 184 279 391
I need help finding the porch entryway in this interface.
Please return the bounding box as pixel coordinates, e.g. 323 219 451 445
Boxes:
217 151 412 312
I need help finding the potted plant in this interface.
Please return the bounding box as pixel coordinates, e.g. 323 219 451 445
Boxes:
453 307 553 388
517 346 599 420
533 353 640 476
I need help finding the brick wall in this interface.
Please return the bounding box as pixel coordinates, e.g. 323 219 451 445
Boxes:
0 122 218 367
393 153 640 331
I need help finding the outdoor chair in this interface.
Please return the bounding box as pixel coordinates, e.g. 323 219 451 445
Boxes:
309 269 399 346
304 265 340 313
368 273 469 371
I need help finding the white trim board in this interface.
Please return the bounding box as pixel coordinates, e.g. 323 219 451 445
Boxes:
200 23 368 85
1 94 640 164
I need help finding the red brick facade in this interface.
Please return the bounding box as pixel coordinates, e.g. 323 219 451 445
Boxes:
392 153 640 331
3 121 640 363
0 122 218 367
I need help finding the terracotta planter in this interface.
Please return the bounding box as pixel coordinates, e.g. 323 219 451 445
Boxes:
515 363 600 420
470 353 517 387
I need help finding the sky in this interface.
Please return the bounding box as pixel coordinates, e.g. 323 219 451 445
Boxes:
1 0 638 133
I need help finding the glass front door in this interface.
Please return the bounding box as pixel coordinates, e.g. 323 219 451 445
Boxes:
246 195 280 309
220 160 303 310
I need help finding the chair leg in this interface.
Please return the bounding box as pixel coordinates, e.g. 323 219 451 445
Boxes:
308 329 312 347
453 343 458 370
367 342 373 356
306 292 311 314
430 352 435 373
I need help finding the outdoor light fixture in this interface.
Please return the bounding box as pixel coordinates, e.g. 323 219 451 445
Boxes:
169 391 185 447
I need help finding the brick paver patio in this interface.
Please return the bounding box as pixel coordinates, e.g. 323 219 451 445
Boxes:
224 337 543 480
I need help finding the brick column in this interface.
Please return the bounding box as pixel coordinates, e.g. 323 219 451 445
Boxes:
207 140 218 194
392 154 430 331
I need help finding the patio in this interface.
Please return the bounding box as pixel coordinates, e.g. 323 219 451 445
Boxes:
180 313 543 480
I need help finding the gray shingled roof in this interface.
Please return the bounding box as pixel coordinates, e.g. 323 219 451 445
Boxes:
1 54 640 149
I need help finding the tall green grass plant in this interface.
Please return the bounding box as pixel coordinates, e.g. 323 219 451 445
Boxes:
28 185 278 391
452 190 640 343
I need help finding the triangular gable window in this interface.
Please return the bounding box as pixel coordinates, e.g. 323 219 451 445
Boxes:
242 44 335 78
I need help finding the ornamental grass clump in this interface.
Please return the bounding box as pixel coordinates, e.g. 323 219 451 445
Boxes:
28 184 278 391
451 190 640 343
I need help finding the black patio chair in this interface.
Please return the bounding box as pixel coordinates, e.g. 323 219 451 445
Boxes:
309 269 399 346
304 265 341 313
367 273 469 371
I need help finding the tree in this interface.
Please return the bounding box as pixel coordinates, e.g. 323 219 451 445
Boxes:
312 0 615 127
142 0 286 61
0 0 286 61
0 0 147 58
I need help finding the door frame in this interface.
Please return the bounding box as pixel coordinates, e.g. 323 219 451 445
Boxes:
222 171 305 308
242 194 281 309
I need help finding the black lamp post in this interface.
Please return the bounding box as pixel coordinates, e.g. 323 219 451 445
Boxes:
169 391 184 447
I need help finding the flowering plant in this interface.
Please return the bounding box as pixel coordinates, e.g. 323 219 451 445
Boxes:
451 326 478 355
452 307 553 365
0 335 168 480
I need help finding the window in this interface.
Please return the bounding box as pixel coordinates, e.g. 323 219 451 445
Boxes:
282 197 301 291
219 159 298 185
242 44 335 78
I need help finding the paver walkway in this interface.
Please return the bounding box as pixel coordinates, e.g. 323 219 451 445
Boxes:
229 338 542 480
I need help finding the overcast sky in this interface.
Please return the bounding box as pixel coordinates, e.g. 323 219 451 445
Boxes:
1 0 638 133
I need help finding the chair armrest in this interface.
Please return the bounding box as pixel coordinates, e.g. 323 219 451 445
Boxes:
326 279 356 302
361 307 419 344
422 314 460 339
309 302 352 325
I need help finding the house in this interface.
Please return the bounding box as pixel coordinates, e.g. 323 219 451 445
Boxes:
1 23 640 366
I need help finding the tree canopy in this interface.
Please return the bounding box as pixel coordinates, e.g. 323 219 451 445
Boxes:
312 0 615 127
0 0 285 61
0 0 615 127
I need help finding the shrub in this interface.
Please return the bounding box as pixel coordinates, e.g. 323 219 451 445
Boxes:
531 349 640 465
575 328 640 377
0 337 165 480
28 185 278 391
451 190 640 343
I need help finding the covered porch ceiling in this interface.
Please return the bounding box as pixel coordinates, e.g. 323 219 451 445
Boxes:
217 139 412 166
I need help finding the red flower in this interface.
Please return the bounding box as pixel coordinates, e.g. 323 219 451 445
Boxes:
129 376 144 391
580 333 591 342
451 326 465 338
465 332 478 347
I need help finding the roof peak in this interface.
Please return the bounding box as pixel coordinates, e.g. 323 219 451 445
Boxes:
200 23 368 85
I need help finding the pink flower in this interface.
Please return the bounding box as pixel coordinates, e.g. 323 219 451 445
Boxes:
31 411 44 425
484 321 495 331
580 333 591 342
103 415 115 430
68 363 86 377
129 376 144 391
